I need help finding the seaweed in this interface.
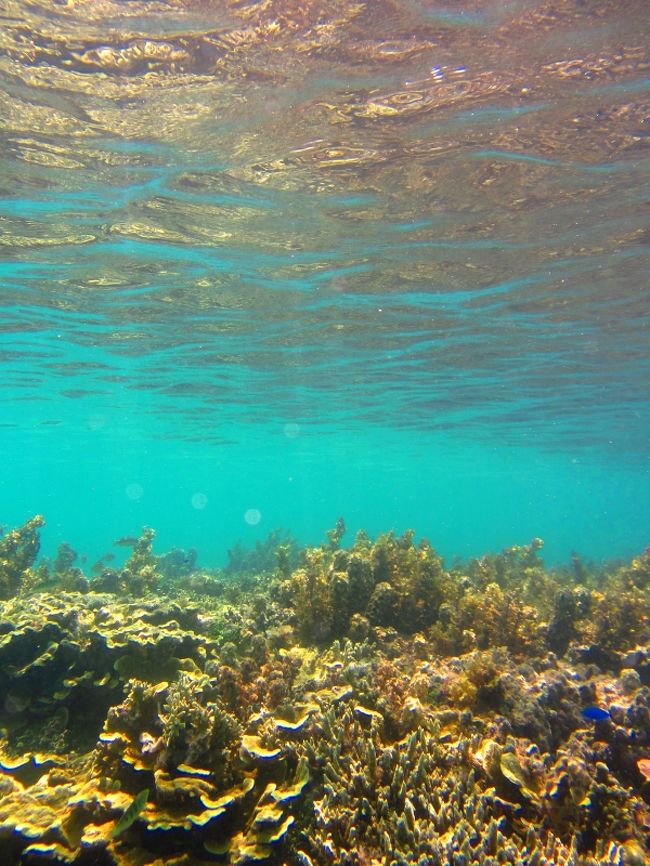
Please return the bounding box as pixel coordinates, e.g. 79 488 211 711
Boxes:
0 515 45 599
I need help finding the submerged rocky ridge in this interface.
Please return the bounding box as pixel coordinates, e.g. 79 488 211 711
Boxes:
0 517 649 865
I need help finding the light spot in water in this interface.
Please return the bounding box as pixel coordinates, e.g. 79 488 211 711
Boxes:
87 414 106 431
244 508 261 526
126 483 143 501
191 492 208 510
284 422 300 439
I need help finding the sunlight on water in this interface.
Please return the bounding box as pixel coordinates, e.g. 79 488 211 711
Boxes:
0 0 649 563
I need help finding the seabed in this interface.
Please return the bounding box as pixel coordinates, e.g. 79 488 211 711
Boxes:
0 517 649 866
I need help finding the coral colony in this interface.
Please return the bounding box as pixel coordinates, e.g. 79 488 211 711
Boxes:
0 516 649 865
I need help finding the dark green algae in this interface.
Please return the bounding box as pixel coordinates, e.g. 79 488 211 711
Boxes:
0 515 649 865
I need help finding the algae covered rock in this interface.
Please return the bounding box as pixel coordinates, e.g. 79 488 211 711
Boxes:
0 515 45 599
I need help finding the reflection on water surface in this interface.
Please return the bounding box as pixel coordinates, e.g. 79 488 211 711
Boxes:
0 0 649 455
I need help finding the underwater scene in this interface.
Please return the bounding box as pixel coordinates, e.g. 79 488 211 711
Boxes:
1 0 650 864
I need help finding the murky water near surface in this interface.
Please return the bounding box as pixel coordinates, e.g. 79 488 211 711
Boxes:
0 0 649 563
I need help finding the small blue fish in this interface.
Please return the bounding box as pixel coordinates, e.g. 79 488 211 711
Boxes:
581 705 610 722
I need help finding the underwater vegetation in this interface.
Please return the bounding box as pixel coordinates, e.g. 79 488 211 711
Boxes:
0 516 46 599
0 516 649 866
224 529 301 580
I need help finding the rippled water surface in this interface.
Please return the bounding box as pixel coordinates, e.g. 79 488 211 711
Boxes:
1 0 649 562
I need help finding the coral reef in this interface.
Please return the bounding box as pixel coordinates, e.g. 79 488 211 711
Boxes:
0 591 214 753
0 517 649 865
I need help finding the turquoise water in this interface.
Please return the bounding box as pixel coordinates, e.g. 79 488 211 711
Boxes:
1 0 649 568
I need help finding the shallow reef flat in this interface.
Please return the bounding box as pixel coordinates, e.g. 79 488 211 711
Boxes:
0 517 649 866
